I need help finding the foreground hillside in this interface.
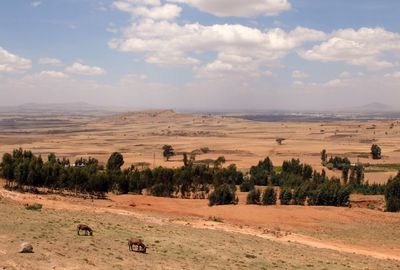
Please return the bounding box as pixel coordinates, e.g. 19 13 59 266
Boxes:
1 189 400 269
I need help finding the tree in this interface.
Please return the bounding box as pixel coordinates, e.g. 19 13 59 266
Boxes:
246 188 261 205
280 188 292 205
342 165 350 184
106 152 124 172
276 138 286 145
385 173 400 212
321 149 327 164
48 153 57 163
371 144 382 160
208 184 237 206
162 145 175 161
250 157 274 186
214 156 226 169
1 153 14 180
261 187 277 205
240 180 254 192
183 153 189 167
293 183 309 205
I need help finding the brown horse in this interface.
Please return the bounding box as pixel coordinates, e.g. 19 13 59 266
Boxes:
128 238 147 253
77 224 93 236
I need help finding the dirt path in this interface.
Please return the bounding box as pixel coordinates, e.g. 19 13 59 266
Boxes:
1 187 400 262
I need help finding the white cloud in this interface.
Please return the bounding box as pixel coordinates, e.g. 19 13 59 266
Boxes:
0 47 32 73
65 63 106 75
263 70 274 77
299 27 400 69
39 70 69 79
384 71 400 78
112 1 181 20
292 70 308 78
169 0 291 17
109 18 326 76
339 71 351 78
31 1 41 7
38 57 63 66
292 80 304 87
323 79 345 88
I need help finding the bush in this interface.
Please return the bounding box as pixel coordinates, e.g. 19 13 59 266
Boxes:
208 184 237 206
261 187 276 206
337 185 352 207
25 203 42 211
208 216 223 222
385 173 400 212
325 163 334 170
240 180 254 192
280 188 292 205
308 179 350 207
246 188 261 204
250 157 274 186
371 144 382 160
292 184 309 205
150 183 172 197
200 147 210 153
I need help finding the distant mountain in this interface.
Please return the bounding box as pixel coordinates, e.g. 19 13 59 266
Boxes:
352 102 394 112
0 102 120 115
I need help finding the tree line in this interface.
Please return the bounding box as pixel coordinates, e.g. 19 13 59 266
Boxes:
0 148 243 199
244 158 351 207
1 148 399 212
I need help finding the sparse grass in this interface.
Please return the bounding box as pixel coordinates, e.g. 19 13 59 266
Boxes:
365 169 387 173
0 198 399 269
372 164 400 172
24 203 43 211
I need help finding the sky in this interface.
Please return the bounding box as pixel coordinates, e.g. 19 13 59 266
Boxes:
1 0 400 111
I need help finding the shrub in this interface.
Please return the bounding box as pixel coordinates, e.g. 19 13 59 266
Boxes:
325 163 334 170
246 188 261 205
240 180 254 192
371 144 382 160
280 188 292 205
385 173 400 212
150 183 172 197
106 152 124 172
200 147 210 153
25 203 42 211
208 184 237 206
250 157 274 186
208 216 224 222
337 185 352 207
292 183 309 205
261 187 276 206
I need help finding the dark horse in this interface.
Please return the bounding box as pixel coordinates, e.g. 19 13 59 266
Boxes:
77 224 93 236
128 238 147 253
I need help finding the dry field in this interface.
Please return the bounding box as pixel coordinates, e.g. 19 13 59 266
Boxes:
1 109 400 269
1 110 400 183
1 184 400 270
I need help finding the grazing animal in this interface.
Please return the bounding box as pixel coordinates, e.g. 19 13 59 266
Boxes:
77 224 93 236
128 238 147 253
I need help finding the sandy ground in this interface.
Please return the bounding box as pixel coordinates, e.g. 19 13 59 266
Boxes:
1 183 399 263
2 196 400 270
1 110 400 184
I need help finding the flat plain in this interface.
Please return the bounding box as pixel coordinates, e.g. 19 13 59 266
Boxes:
1 109 400 269
1 109 400 183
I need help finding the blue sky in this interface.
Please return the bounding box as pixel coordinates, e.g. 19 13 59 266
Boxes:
1 0 400 110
